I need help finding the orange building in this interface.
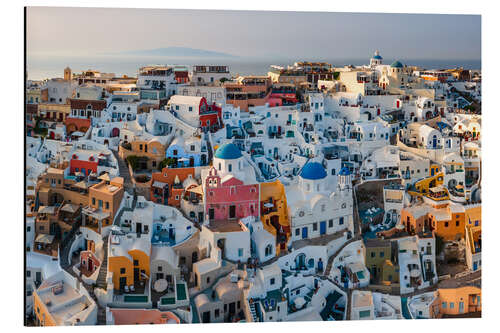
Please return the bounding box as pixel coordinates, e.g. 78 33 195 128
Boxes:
224 76 272 112
259 180 290 255
108 233 151 291
437 286 481 317
401 185 470 241
82 177 124 234
150 167 195 206
401 200 466 241
109 308 180 325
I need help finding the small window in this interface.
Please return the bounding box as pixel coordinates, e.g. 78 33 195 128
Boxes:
120 268 126 274
238 248 243 257
270 278 275 285
313 223 318 231
295 228 300 236
215 309 220 318
328 219 333 228
134 260 139 266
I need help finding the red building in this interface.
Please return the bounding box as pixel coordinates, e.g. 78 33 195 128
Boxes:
66 99 107 134
174 70 189 84
69 151 98 176
200 103 223 133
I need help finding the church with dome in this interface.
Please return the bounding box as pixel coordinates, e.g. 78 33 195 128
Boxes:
201 142 260 223
284 160 354 242
370 50 383 67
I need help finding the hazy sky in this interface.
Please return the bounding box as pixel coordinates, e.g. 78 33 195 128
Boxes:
27 7 481 60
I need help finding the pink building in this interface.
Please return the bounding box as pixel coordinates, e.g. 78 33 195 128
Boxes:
203 143 259 222
204 167 259 221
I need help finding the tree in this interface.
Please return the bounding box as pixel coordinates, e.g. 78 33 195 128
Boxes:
435 235 445 256
126 155 139 171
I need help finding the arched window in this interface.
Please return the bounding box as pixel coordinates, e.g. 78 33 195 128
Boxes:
218 163 221 171
228 164 232 172
265 244 273 257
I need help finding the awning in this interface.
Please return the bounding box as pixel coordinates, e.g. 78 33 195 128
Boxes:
187 185 203 195
152 181 167 188
98 173 111 181
35 234 55 244
38 206 55 214
61 203 79 213
73 181 90 189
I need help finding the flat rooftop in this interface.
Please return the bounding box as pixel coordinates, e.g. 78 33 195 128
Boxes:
37 280 91 325
206 219 246 233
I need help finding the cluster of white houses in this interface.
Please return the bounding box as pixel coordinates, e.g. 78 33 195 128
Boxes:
26 51 481 325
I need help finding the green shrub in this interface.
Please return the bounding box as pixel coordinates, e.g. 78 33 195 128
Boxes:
126 155 139 171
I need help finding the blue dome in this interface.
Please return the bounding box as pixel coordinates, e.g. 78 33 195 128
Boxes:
391 61 403 68
300 162 327 180
339 167 351 176
372 55 383 60
215 143 242 159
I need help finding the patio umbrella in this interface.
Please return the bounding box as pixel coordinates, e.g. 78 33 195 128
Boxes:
98 173 111 181
154 279 168 293
294 297 306 309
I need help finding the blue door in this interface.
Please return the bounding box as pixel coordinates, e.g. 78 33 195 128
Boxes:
302 227 308 239
431 168 435 176
473 261 478 271
432 135 437 148
320 221 326 235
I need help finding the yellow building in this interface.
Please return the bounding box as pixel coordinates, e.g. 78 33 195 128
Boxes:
438 286 481 316
119 138 167 170
465 204 481 227
259 180 290 255
108 233 151 290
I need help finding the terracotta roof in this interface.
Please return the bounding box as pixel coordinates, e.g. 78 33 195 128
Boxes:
69 99 107 111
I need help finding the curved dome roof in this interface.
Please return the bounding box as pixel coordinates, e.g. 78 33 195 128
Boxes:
372 55 383 60
300 162 327 180
339 167 351 176
391 61 403 68
214 143 242 160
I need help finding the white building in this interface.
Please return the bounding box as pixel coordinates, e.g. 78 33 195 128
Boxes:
285 162 353 242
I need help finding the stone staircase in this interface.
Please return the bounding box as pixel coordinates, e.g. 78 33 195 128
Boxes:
96 236 109 290
112 150 133 194
249 301 259 322
97 306 107 325
323 235 361 278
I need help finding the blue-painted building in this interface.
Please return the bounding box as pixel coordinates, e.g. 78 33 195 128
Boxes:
165 136 208 167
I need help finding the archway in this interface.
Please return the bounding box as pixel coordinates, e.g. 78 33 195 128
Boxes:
295 253 306 270
111 127 120 137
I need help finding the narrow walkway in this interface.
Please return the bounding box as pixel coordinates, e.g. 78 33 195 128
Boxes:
112 149 134 195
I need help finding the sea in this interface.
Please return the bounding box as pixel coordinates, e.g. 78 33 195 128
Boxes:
26 55 481 81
